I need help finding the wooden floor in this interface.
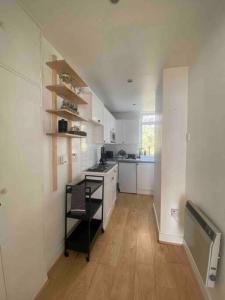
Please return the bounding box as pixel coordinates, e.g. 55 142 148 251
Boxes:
36 193 203 300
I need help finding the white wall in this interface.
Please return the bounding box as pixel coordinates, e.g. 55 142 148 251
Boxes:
186 11 225 300
0 3 103 300
106 111 141 155
154 67 188 244
0 1 47 299
154 78 163 226
42 38 102 270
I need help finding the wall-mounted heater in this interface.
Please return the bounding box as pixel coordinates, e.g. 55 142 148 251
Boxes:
184 201 221 288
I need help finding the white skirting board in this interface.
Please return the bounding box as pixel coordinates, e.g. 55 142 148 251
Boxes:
137 189 154 195
153 202 210 300
183 241 211 300
153 202 160 233
159 232 183 245
152 202 183 245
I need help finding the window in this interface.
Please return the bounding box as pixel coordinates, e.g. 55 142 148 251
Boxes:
141 113 155 157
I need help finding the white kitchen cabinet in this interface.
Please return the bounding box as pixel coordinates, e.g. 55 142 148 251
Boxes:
92 93 104 125
104 107 111 143
0 3 41 85
92 166 118 229
79 91 104 126
119 162 137 193
137 163 154 195
79 92 104 143
103 107 116 144
115 119 140 144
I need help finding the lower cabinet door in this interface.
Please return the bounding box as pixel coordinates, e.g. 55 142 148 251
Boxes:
137 163 154 195
119 163 137 193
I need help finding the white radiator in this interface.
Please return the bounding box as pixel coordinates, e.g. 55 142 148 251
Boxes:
184 201 221 288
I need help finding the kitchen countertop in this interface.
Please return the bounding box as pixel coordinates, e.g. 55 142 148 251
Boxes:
107 158 155 164
117 158 155 163
82 163 117 176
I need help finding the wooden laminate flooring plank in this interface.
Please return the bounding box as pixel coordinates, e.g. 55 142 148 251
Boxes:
36 194 204 300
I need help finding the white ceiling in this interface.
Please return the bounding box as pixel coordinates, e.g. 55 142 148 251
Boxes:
19 0 218 112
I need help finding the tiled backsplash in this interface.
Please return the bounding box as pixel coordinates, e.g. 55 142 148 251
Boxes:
104 143 139 156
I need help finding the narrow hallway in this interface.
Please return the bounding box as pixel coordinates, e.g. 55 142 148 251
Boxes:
37 193 203 300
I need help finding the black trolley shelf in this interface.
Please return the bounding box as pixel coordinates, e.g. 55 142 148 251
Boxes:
64 175 104 261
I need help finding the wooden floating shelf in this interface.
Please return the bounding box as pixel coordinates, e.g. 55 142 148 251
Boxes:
46 84 88 104
47 133 86 138
46 109 88 122
46 59 87 87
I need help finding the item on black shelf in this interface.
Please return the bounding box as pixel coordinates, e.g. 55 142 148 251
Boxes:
58 119 68 132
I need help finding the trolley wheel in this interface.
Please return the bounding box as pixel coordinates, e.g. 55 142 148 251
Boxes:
101 227 105 233
64 250 69 257
86 256 90 262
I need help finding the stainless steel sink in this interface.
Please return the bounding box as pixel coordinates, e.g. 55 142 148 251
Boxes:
86 164 112 173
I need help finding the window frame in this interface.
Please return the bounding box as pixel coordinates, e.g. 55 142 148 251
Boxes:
140 112 155 157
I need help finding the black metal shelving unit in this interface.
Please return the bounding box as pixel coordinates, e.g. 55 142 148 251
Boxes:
64 175 104 261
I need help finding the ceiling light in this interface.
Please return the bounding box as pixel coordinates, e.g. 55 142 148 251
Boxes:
110 0 120 4
127 79 133 83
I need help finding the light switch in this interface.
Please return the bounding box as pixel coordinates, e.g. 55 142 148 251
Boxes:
58 155 67 165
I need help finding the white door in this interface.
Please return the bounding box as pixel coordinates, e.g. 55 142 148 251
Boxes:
0 249 6 300
0 69 47 300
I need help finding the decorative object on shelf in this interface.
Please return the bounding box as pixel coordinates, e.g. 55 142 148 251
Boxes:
74 87 81 95
58 119 68 132
68 129 87 137
46 59 88 87
59 73 73 90
59 73 71 84
70 125 80 132
61 100 78 113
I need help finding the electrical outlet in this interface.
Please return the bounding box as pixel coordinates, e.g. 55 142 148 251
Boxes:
171 208 179 217
58 155 67 165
